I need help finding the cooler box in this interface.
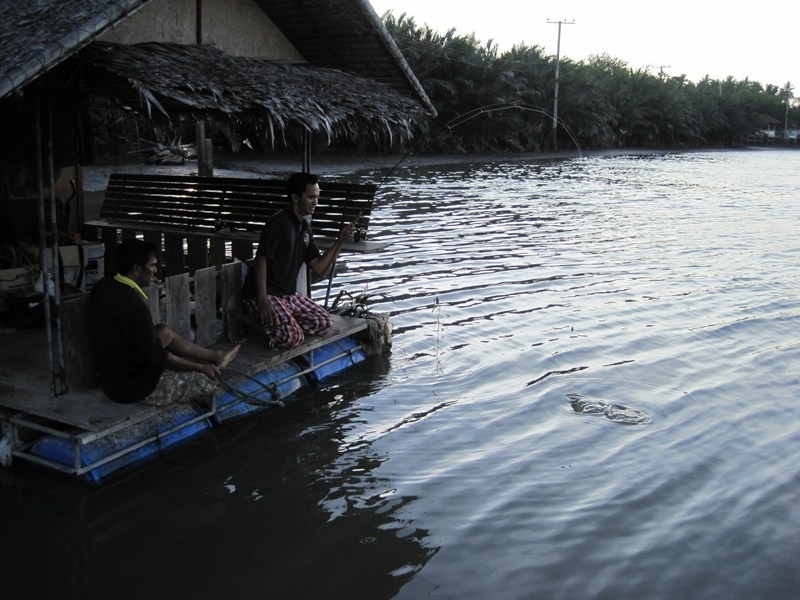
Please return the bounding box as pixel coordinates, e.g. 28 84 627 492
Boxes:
28 241 105 290
81 241 105 289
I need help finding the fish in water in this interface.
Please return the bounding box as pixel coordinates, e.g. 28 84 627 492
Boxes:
567 393 652 425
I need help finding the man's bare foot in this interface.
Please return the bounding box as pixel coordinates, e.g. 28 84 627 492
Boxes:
216 343 241 369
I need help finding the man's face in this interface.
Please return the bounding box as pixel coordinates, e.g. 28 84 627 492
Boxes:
293 183 320 217
133 254 159 288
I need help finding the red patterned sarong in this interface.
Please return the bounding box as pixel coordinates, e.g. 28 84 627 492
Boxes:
243 293 333 348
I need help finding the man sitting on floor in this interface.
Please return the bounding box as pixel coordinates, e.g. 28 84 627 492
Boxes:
89 239 239 406
240 172 355 348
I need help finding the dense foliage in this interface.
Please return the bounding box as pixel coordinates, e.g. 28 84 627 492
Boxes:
384 12 798 153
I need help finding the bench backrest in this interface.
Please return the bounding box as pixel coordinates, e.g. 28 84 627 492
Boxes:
101 173 374 238
91 173 375 277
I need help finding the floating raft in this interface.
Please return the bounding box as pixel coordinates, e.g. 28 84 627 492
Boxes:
0 315 381 484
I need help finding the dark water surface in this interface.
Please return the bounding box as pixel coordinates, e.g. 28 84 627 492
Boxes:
2 149 799 599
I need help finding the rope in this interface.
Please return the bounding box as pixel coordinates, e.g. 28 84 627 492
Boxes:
217 367 286 408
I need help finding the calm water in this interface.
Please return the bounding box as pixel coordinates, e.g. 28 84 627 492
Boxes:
2 148 799 599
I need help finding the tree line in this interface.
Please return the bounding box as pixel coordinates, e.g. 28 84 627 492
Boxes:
383 12 797 154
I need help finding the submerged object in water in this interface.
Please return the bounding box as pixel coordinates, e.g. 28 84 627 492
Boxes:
567 393 652 425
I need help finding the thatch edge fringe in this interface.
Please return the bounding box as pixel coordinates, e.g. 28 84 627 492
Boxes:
83 42 429 144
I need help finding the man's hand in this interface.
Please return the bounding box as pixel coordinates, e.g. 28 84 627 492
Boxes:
259 299 278 327
198 363 220 380
340 222 356 243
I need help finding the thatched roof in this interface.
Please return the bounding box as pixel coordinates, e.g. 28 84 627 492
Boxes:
0 0 147 99
257 0 434 115
81 41 427 143
0 0 435 140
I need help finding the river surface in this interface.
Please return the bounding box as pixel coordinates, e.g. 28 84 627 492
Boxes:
2 148 799 599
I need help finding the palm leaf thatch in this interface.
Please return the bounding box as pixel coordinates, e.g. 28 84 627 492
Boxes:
81 42 428 145
0 0 146 99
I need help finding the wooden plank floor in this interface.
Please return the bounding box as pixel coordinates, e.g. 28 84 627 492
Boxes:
225 314 367 374
0 315 367 433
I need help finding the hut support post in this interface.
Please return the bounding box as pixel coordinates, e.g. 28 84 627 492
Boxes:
47 96 67 395
196 121 213 176
302 130 311 173
35 99 56 395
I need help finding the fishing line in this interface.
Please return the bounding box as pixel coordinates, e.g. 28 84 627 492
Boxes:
444 102 583 158
375 101 583 189
217 367 286 407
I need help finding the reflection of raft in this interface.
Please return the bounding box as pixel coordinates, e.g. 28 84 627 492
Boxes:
3 314 389 484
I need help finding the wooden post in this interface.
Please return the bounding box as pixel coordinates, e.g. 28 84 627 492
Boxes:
196 122 213 177
204 138 213 176
302 129 311 173
221 261 243 342
165 273 191 339
194 266 217 345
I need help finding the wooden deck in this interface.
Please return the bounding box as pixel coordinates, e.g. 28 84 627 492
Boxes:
0 314 367 435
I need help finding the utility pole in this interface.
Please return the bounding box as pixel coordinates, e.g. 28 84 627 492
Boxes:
785 100 789 143
655 65 671 79
548 19 574 152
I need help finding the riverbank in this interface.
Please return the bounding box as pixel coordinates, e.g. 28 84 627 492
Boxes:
84 146 690 193
84 144 788 193
81 145 782 221
82 148 575 192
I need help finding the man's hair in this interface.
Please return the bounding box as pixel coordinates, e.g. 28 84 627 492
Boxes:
287 172 319 202
116 239 158 275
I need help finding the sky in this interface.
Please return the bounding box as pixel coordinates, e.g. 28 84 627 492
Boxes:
369 0 796 88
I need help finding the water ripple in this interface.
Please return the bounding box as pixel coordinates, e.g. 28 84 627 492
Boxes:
327 149 800 600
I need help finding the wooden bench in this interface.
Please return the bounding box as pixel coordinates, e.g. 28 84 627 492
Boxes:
83 173 378 277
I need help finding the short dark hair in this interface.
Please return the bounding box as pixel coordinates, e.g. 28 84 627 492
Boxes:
287 172 319 202
116 239 158 276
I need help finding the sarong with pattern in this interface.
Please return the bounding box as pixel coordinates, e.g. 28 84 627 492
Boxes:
242 293 333 348
142 370 219 407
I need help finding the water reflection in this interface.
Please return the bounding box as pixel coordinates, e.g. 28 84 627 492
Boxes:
0 356 437 599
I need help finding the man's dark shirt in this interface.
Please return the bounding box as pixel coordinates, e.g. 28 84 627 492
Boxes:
89 276 167 403
242 207 322 298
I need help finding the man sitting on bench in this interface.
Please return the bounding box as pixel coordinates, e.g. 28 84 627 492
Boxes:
240 172 355 348
89 239 240 406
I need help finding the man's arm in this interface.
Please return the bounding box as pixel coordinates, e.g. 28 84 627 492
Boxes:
309 222 355 279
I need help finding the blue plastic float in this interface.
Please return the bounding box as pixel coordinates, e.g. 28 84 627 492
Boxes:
24 335 368 483
28 403 212 484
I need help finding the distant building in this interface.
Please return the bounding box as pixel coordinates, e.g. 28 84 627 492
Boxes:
756 114 782 139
